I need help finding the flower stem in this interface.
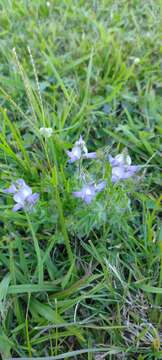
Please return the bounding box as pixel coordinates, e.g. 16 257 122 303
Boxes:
25 212 43 284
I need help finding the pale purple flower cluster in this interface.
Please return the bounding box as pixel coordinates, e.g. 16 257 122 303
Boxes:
109 153 140 183
73 181 106 204
66 136 96 163
4 179 39 212
68 136 141 204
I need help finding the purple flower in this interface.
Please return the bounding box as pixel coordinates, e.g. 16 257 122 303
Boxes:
73 181 106 204
4 179 39 212
66 145 82 163
111 165 140 183
75 135 86 147
85 152 97 159
3 183 17 194
109 153 141 183
66 135 96 163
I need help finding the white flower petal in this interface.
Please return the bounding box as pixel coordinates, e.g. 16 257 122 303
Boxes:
39 127 53 138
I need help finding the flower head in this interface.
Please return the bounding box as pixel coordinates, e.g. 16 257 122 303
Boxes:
4 179 39 212
39 127 53 138
134 57 140 64
109 153 131 167
66 145 82 163
67 135 96 163
109 153 141 183
73 181 106 204
111 165 140 183
75 135 86 148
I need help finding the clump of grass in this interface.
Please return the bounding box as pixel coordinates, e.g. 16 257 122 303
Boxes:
0 1 162 359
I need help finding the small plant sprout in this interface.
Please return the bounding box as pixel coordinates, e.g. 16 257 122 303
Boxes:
4 179 39 212
73 181 106 204
109 152 141 183
39 127 53 138
66 135 96 163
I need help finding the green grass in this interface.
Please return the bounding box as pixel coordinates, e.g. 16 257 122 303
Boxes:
0 0 162 359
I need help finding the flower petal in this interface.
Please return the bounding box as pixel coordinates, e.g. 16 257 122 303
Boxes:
112 166 125 181
72 191 83 199
12 203 23 212
73 180 106 204
73 184 99 204
75 135 84 146
108 155 116 165
84 152 97 159
112 165 141 182
84 194 94 204
39 127 53 137
109 153 132 167
95 181 106 193
3 184 17 193
13 185 32 203
122 165 141 178
27 193 39 205
16 179 26 187
66 146 82 163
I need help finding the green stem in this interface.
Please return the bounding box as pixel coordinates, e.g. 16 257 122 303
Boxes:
26 212 43 284
156 236 162 326
41 133 74 266
9 240 22 324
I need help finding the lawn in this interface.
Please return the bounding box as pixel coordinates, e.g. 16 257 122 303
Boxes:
0 0 162 359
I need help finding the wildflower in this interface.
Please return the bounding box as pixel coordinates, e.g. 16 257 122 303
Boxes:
73 181 106 204
109 153 140 183
66 135 96 163
66 145 82 163
75 135 87 149
4 179 39 212
130 56 140 65
134 57 140 64
39 127 53 138
109 153 131 167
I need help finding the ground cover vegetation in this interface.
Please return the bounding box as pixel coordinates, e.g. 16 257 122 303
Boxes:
0 0 162 359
